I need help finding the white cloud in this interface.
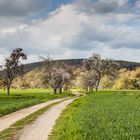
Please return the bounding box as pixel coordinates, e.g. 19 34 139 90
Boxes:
0 0 140 63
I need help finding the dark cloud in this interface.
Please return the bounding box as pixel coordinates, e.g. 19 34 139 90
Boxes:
75 0 124 15
93 1 119 14
0 0 44 17
111 39 140 49
0 0 74 18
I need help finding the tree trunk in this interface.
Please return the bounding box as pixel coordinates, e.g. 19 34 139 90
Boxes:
95 79 100 92
95 86 98 92
91 86 93 91
65 88 68 91
53 88 57 94
59 87 62 94
6 80 12 96
7 86 10 96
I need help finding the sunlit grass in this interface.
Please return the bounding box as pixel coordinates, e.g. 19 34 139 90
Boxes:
0 88 72 117
0 88 51 95
49 91 140 140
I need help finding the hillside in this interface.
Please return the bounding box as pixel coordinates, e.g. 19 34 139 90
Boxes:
23 59 140 73
11 59 140 89
1 59 140 77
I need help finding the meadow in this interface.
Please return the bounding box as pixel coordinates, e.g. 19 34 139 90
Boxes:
0 89 72 117
49 91 140 140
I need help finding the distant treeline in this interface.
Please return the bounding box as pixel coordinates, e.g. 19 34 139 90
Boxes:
23 59 140 74
11 59 140 90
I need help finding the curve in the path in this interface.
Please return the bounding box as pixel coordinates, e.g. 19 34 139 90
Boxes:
19 97 78 140
0 97 70 132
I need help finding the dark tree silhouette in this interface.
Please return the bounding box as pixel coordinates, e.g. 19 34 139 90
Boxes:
4 48 27 95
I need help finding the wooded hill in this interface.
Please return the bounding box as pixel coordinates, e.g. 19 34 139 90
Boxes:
24 59 140 73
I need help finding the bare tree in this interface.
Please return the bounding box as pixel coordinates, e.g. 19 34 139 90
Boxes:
81 70 98 91
63 72 71 91
1 48 27 95
83 54 119 92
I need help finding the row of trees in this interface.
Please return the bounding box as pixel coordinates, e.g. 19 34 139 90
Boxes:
1 48 139 95
0 48 73 95
11 53 120 93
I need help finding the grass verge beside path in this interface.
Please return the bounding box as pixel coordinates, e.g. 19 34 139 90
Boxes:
0 89 72 117
0 97 73 140
49 91 140 140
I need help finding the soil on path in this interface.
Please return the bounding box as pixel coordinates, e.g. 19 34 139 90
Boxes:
0 97 70 132
19 97 78 140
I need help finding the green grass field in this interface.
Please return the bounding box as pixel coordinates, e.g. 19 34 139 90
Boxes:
0 89 72 117
49 91 140 140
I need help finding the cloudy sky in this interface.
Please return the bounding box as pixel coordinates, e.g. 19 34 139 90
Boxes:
0 0 140 63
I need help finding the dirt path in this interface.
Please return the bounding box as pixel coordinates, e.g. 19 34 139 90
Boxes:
19 97 78 140
0 97 70 132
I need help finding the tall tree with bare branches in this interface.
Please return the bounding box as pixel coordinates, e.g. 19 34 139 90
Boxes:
2 48 27 95
83 54 119 92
